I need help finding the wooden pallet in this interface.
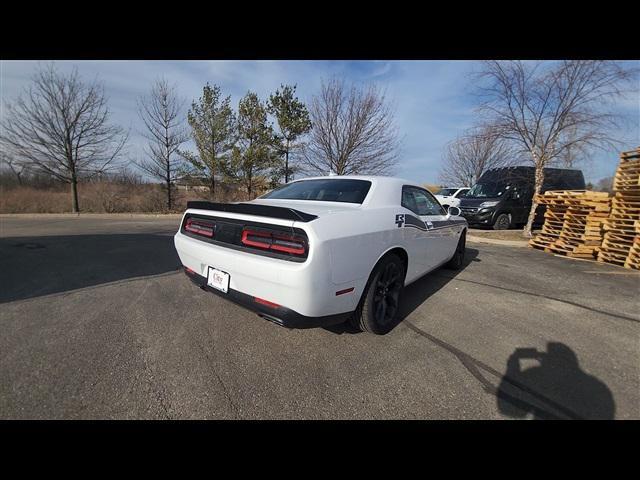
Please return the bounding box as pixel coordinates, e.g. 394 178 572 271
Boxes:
529 190 610 259
598 148 640 270
613 149 640 192
624 233 640 269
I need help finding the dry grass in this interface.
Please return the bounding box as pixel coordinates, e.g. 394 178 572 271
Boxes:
0 182 261 214
423 183 442 193
468 228 542 240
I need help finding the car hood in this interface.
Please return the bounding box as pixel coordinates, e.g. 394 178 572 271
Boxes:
248 198 361 216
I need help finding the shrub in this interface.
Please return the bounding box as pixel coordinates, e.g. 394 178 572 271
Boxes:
0 181 257 213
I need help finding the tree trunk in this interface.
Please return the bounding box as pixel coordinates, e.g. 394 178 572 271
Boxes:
165 168 172 211
285 150 289 183
70 175 80 213
284 139 290 183
166 177 172 210
523 160 545 237
210 143 216 200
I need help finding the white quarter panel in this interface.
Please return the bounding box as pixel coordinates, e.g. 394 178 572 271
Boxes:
303 206 424 287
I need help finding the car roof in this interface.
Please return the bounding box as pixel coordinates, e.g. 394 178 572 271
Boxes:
289 175 423 207
293 175 416 186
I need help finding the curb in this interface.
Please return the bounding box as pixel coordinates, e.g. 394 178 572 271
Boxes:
467 235 529 247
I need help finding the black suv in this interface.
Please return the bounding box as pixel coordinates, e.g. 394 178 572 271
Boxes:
459 166 585 229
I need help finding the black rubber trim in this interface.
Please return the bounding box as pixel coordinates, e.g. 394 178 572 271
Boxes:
186 201 318 223
183 268 352 329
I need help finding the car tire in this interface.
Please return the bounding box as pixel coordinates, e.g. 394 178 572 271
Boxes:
445 231 466 270
351 253 406 335
493 213 511 230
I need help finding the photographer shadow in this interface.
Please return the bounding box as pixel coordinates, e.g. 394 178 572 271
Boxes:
496 342 615 420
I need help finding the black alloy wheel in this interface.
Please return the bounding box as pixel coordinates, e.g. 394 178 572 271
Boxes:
372 261 404 327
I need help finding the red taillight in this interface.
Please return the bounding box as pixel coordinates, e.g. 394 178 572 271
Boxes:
241 228 306 256
271 234 306 255
241 229 272 249
185 218 214 238
254 297 280 308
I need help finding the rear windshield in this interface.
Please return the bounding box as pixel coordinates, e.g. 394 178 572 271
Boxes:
261 179 372 204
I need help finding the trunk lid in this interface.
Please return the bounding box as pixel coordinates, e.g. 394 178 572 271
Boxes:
249 198 361 217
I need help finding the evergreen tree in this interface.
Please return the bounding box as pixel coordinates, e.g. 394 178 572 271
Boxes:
267 84 311 184
225 92 276 197
181 83 235 200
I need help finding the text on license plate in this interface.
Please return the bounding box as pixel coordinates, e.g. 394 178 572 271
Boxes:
207 267 230 293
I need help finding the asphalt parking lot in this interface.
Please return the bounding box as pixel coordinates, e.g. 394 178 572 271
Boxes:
1 215 638 419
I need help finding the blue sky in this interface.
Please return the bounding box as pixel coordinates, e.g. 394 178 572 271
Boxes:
1 60 638 185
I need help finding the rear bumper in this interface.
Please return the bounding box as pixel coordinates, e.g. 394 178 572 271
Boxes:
183 267 353 329
174 230 361 318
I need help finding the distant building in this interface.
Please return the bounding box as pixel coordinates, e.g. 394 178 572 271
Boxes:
175 174 212 192
174 174 243 195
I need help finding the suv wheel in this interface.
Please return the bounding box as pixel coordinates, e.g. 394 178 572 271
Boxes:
493 213 511 230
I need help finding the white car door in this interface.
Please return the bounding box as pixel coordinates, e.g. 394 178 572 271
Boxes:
401 186 457 273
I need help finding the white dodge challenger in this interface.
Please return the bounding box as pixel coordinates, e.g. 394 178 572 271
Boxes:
174 176 467 334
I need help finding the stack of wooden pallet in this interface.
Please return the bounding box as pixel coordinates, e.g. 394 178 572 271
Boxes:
598 148 640 269
527 191 571 251
529 191 610 259
548 192 610 258
624 220 640 269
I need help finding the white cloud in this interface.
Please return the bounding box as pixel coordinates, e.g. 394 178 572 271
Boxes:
1 60 637 185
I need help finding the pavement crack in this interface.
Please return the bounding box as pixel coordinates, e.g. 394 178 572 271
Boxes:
193 300 240 419
402 320 583 420
436 274 640 324
133 280 174 420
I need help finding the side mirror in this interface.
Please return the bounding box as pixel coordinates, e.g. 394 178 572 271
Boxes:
448 206 461 216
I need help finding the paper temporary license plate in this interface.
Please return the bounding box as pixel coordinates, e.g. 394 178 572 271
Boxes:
207 267 230 293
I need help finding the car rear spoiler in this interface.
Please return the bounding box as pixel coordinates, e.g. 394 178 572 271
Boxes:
186 201 318 223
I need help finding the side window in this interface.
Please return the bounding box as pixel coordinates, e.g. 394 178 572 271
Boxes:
456 188 469 198
402 186 446 216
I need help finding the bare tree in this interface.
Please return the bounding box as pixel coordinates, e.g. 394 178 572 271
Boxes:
476 60 637 236
440 125 516 186
135 78 190 210
596 176 614 193
0 64 128 212
2 153 29 185
302 77 400 176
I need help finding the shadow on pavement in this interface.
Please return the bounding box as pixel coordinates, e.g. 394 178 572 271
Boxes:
323 247 480 335
496 342 615 420
403 319 616 419
0 234 181 303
